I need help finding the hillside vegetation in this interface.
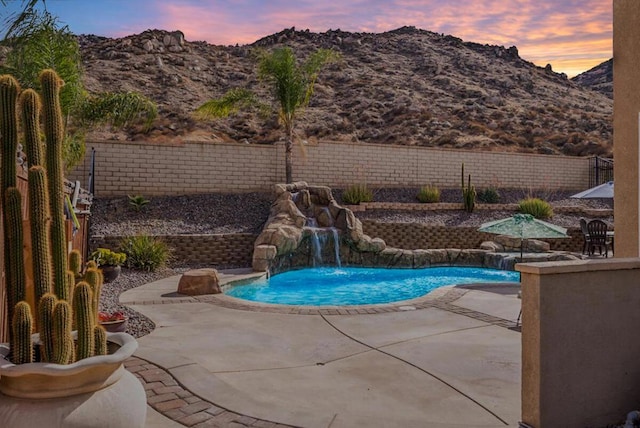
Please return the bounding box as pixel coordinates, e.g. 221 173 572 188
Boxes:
77 26 612 157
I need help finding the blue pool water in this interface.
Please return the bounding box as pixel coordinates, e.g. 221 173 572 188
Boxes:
225 267 520 306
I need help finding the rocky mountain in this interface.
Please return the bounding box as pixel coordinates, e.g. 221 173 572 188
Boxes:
78 26 612 157
571 58 613 98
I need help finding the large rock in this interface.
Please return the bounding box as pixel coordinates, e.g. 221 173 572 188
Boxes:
178 268 221 295
252 183 386 272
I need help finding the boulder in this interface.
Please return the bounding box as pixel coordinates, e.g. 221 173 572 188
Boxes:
523 239 551 253
178 268 220 295
480 241 504 252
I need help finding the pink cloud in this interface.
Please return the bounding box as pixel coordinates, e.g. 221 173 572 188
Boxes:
147 0 611 76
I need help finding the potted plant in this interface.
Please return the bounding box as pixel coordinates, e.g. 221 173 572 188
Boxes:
98 310 128 333
0 71 146 427
90 247 126 283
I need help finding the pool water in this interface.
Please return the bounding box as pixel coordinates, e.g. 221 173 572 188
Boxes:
225 266 520 306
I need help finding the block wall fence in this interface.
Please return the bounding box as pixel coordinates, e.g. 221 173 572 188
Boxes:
68 140 590 196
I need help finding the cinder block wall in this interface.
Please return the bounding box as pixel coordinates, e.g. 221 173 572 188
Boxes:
69 140 590 196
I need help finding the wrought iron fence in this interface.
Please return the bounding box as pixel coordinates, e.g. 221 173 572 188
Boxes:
589 156 614 187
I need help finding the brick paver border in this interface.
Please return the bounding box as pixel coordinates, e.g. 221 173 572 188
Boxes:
126 356 298 428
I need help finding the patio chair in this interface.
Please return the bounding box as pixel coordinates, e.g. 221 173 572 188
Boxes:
579 218 591 255
586 219 613 257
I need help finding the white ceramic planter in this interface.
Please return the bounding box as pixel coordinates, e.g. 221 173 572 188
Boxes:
0 332 146 428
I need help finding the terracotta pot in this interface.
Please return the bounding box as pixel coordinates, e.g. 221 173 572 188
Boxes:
0 332 146 428
101 265 121 283
100 317 128 333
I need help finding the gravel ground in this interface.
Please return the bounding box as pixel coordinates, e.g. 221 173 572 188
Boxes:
93 187 613 337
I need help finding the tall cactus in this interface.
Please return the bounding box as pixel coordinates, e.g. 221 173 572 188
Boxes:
2 69 107 366
37 293 57 363
40 69 69 302
5 187 26 349
73 282 95 360
11 302 33 365
28 166 53 303
20 89 44 168
51 301 73 365
0 75 22 338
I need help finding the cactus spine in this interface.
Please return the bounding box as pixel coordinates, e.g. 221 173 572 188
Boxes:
11 302 33 365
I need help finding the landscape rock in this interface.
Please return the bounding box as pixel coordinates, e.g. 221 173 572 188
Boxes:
177 268 221 295
253 183 386 272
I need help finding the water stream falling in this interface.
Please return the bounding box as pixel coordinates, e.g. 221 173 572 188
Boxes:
304 218 341 267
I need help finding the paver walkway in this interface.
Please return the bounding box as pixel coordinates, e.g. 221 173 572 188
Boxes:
121 273 523 428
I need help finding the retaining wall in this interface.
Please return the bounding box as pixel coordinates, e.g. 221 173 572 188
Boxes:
91 234 257 268
69 140 590 196
91 226 584 270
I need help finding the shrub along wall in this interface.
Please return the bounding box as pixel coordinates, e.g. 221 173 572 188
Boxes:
91 234 257 268
69 140 590 196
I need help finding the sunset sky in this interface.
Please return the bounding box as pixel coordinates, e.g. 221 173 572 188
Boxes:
3 0 612 77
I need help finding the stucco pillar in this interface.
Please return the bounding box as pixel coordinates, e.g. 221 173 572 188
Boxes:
614 0 640 256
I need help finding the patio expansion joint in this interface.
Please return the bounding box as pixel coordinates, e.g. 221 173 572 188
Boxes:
318 313 510 427
126 356 300 428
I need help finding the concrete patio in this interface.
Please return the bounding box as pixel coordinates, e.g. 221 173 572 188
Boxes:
120 271 523 428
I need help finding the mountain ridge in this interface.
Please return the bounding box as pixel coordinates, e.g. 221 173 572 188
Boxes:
77 26 612 157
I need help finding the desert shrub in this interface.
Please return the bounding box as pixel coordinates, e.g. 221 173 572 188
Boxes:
477 187 501 204
128 194 150 211
342 184 373 205
518 198 553 219
120 235 170 272
417 185 440 203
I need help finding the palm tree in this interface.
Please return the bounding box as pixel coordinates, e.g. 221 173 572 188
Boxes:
197 47 339 183
0 0 44 39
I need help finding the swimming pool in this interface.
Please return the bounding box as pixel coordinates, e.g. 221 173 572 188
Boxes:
225 266 520 306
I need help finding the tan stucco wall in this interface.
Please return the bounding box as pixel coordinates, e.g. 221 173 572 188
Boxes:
614 0 640 256
518 259 640 427
67 140 590 196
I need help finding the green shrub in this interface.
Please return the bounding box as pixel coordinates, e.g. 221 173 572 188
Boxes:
477 187 501 204
128 194 150 211
90 248 127 267
417 185 440 203
120 235 170 272
518 198 553 219
342 184 373 205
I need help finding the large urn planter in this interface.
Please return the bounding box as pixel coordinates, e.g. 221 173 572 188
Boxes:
0 332 147 428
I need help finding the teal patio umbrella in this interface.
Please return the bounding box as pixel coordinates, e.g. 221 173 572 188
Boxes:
478 214 569 257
